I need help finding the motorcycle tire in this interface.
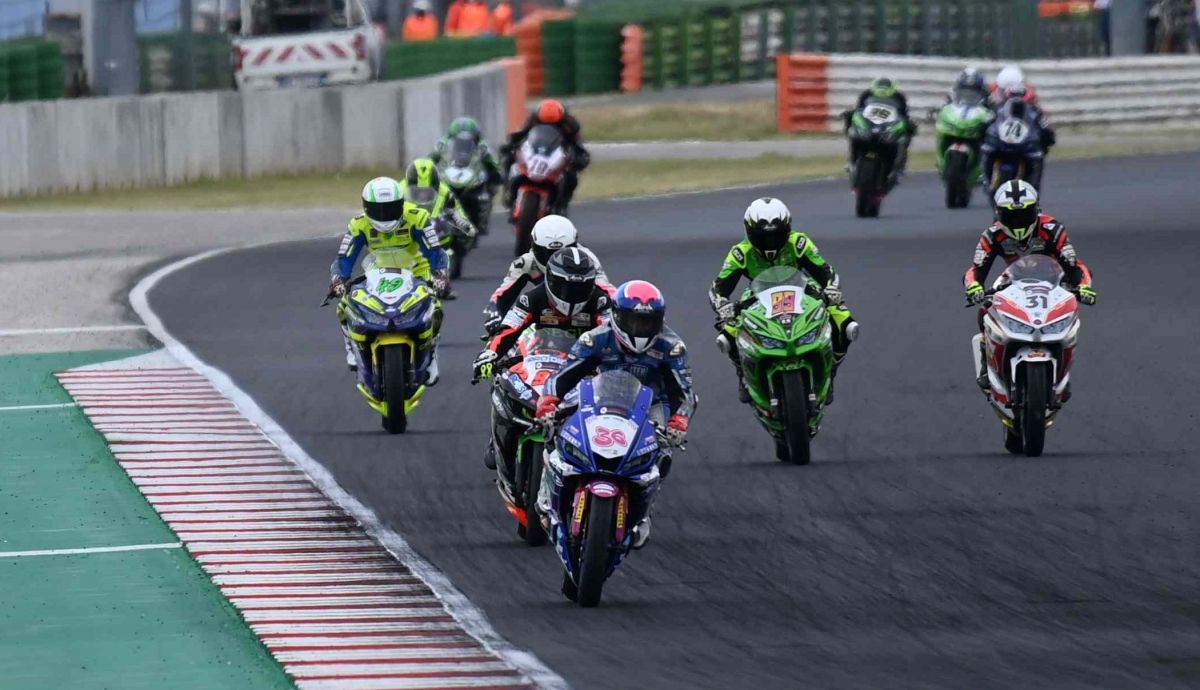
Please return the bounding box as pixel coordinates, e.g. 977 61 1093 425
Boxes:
778 370 812 465
381 345 410 434
1019 363 1050 457
576 494 615 607
514 194 540 257
1004 427 1024 455
520 442 548 547
854 156 880 219
945 151 970 209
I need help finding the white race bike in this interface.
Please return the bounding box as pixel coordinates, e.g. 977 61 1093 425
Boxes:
971 256 1081 457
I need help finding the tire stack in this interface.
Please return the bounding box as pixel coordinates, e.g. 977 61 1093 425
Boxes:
0 45 9 102
382 37 517 80
573 21 622 95
540 19 575 95
6 43 39 103
35 41 65 100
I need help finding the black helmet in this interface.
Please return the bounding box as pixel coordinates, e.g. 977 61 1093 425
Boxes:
743 197 792 259
954 67 985 93
545 247 597 316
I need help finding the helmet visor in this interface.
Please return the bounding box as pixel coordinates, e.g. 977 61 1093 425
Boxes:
547 272 593 306
748 223 789 254
364 198 403 223
404 185 438 208
533 243 558 267
999 205 1038 240
616 308 663 340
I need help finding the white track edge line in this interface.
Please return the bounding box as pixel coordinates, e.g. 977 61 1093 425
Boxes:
0 542 183 558
0 402 78 412
129 247 569 690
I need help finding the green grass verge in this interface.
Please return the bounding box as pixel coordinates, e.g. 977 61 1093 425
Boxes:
0 141 1186 212
575 99 782 141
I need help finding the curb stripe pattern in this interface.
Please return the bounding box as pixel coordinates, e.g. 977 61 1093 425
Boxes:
57 367 535 690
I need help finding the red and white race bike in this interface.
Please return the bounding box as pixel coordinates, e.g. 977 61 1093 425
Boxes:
971 255 1081 457
509 124 570 256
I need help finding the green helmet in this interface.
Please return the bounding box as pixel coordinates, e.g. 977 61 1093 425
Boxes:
404 158 441 207
448 116 480 139
869 76 898 99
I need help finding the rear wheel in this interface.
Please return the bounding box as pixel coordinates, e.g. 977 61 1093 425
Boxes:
381 345 410 434
945 150 970 208
575 494 615 607
778 370 811 466
514 194 541 257
1019 363 1050 457
520 442 547 546
854 157 879 218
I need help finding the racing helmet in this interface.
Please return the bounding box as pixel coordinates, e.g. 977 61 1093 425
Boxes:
545 247 597 317
955 66 985 93
743 197 792 260
993 179 1040 243
612 281 665 354
530 215 579 269
996 64 1026 93
868 76 898 99
404 158 441 208
447 116 480 139
361 177 407 234
536 99 565 124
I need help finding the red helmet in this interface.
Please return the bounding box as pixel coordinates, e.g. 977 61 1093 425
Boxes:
536 99 565 124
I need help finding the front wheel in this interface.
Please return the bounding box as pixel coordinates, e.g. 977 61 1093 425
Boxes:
520 442 547 547
778 370 811 465
944 150 970 209
1019 363 1050 457
575 494 615 607
381 345 410 434
854 156 881 218
514 193 541 257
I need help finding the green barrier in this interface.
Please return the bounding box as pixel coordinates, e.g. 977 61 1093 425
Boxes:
381 35 516 80
35 41 65 100
0 46 9 102
541 19 577 95
6 44 39 102
574 21 622 94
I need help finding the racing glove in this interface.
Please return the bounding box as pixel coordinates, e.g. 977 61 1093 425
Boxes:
329 275 348 297
535 395 560 421
713 297 735 322
472 350 498 384
665 414 689 447
1077 285 1097 306
965 281 985 305
822 285 844 306
431 272 451 299
483 309 504 335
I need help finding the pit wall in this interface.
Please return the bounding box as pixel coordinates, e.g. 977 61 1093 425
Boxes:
0 59 528 199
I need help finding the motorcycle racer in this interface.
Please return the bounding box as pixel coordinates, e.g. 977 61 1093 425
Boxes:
709 198 858 403
428 116 504 192
536 280 696 549
846 76 918 185
964 180 1096 388
329 176 449 383
501 99 590 213
473 248 612 470
483 215 613 335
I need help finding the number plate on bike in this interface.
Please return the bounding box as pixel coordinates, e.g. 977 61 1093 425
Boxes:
584 415 639 459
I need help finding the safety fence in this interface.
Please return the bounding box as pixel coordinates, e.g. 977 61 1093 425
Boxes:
0 39 65 102
776 53 1200 132
521 0 1100 96
0 59 527 198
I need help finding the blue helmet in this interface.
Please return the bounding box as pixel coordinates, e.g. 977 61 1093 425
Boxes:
612 280 665 353
954 67 985 93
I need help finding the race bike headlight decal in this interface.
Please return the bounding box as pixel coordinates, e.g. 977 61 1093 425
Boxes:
559 439 592 469
1039 318 1072 335
757 335 786 350
1000 315 1035 335
354 303 391 326
795 322 823 345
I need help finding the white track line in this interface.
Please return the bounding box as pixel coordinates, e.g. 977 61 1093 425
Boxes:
0 324 147 337
125 248 567 690
0 402 78 412
0 542 183 558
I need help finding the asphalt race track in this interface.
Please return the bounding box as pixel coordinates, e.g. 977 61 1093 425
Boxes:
150 153 1200 689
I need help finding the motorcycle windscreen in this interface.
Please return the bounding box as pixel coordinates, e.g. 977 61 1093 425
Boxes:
527 124 564 155
1002 255 1065 284
404 185 438 208
450 134 478 168
588 370 646 417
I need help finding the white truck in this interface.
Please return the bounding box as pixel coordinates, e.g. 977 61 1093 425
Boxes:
232 0 385 90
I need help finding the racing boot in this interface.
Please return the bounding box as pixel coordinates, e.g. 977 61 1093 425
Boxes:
631 517 651 550
976 340 989 392
425 340 441 386
343 335 357 371
483 441 497 470
735 364 750 404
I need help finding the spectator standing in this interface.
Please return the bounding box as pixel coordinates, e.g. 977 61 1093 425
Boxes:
445 0 468 35
451 0 492 36
402 0 439 41
1095 0 1112 55
492 0 514 35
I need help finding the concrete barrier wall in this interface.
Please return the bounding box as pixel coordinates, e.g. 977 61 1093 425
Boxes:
0 61 515 199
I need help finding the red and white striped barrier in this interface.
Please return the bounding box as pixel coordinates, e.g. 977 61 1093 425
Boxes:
57 365 536 690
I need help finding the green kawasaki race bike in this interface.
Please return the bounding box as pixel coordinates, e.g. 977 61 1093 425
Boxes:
935 89 993 209
722 266 835 465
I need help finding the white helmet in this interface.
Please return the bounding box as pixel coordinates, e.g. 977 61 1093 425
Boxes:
361 177 405 234
993 179 1040 243
743 197 792 259
996 65 1025 92
531 215 579 268
412 0 431 10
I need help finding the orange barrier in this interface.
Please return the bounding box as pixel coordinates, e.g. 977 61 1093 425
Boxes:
1038 1 1093 18
620 24 644 93
499 57 529 132
776 53 830 133
513 8 575 96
